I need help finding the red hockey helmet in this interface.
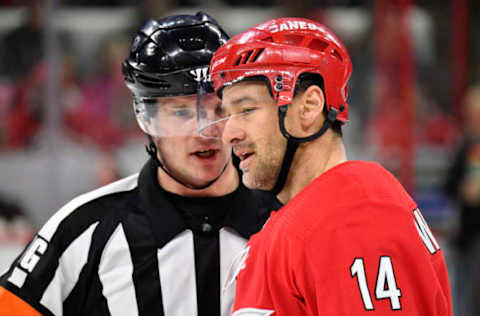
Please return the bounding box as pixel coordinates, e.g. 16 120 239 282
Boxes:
210 17 352 123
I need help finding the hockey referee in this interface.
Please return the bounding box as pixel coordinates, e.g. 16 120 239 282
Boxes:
0 12 281 316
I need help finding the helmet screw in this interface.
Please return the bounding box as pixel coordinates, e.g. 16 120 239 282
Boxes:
275 75 283 82
275 83 283 91
339 105 345 112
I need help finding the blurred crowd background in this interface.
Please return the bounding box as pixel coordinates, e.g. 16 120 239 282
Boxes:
0 0 479 314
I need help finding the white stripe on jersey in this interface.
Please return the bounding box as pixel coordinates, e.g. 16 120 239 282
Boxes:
40 222 99 315
158 230 197 316
219 228 247 316
38 174 139 242
99 224 138 316
7 267 28 288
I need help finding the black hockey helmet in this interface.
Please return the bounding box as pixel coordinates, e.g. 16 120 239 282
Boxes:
122 11 230 98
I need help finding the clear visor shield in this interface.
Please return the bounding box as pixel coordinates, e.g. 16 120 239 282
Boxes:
196 82 229 139
134 85 223 138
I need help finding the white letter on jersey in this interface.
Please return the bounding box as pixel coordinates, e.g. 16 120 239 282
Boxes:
351 257 402 311
350 258 374 310
413 208 440 254
375 256 402 310
8 236 48 288
233 308 275 316
20 236 48 272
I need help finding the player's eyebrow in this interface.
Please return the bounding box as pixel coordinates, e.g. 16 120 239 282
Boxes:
230 96 257 106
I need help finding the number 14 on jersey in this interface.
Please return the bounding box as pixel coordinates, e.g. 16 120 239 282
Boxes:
350 256 402 311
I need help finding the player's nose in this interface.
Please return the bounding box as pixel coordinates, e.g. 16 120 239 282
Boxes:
222 117 245 145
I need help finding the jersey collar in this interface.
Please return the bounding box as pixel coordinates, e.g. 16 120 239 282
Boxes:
138 158 282 247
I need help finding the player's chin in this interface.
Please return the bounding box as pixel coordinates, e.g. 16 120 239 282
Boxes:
241 173 263 190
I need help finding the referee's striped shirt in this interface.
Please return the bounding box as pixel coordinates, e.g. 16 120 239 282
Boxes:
0 158 281 316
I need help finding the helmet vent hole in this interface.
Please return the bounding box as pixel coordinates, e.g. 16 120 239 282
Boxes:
151 82 170 89
308 39 329 52
234 56 242 66
178 37 205 51
234 50 258 65
244 50 254 63
262 36 273 43
250 48 264 63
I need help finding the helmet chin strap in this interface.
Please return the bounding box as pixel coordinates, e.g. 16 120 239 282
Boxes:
146 136 229 190
271 105 338 195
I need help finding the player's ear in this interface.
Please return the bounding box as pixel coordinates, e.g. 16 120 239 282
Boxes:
299 85 325 130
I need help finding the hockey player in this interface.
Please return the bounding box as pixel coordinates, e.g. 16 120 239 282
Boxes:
0 12 280 316
206 17 452 315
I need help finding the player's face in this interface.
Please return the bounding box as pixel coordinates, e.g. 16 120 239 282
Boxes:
221 81 287 190
153 95 232 187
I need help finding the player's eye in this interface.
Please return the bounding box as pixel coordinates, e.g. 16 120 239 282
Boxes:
241 108 257 115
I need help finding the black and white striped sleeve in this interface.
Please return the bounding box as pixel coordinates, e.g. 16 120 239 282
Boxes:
0 174 138 316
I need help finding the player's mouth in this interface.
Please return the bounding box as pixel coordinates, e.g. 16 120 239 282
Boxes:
234 148 255 170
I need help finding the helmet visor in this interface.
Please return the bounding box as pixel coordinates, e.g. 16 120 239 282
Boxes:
134 88 222 138
196 81 230 139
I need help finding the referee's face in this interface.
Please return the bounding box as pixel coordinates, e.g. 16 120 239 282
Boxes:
152 97 232 188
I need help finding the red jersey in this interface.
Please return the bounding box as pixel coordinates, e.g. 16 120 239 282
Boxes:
231 161 452 316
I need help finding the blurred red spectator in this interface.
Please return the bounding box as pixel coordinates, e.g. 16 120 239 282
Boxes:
0 0 77 150
64 35 141 152
3 55 83 150
422 111 460 146
3 62 45 149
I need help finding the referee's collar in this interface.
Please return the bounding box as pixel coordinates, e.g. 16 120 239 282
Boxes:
138 158 279 248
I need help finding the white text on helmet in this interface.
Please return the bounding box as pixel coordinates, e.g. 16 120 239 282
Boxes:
211 56 227 72
269 21 319 33
189 67 209 82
